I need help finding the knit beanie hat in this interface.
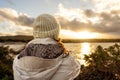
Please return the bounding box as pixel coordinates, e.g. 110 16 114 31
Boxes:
33 14 60 40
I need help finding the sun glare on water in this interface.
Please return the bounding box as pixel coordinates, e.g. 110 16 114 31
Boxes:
80 43 91 66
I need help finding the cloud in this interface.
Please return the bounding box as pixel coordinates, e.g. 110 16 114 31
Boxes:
0 8 34 27
82 0 88 2
0 32 9 36
0 8 33 36
55 3 96 31
0 20 32 36
93 11 120 33
15 13 34 26
15 29 32 36
55 3 120 38
92 0 120 12
0 16 4 22
56 16 93 31
5 0 15 5
84 9 97 17
56 3 86 22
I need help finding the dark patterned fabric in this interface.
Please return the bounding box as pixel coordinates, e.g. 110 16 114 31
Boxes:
18 43 65 59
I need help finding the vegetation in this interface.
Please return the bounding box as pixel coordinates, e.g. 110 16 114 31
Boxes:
0 46 13 80
0 35 33 42
0 43 120 80
75 43 120 80
63 39 120 43
0 46 21 80
0 35 120 43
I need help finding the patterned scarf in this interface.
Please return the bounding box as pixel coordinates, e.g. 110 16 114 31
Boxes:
18 43 66 59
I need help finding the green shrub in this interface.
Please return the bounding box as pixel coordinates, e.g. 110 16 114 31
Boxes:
76 43 120 80
0 46 13 80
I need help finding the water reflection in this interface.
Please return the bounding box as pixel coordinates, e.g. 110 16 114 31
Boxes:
79 42 91 65
81 43 91 55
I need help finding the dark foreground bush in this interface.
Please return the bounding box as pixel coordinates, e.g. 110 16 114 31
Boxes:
0 46 13 80
75 43 120 80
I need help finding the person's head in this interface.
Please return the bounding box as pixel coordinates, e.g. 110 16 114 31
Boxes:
33 14 60 40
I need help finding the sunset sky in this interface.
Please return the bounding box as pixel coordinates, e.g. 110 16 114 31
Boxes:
0 0 120 39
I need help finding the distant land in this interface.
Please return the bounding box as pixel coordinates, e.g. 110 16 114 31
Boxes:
0 35 120 43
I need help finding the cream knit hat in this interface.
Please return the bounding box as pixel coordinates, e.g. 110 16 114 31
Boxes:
33 14 60 40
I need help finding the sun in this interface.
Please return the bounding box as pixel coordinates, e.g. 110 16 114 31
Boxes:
77 31 96 39
60 30 99 39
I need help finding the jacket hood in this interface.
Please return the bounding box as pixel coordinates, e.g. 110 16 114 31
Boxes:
13 55 63 80
13 38 63 80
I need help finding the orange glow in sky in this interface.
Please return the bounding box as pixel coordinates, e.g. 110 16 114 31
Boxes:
60 30 100 39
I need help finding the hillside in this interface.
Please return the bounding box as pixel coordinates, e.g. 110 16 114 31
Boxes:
0 35 120 43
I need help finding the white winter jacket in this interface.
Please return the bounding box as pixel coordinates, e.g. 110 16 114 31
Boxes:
13 38 80 80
